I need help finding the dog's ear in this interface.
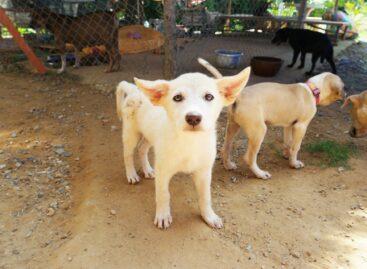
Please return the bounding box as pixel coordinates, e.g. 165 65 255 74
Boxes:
324 73 345 100
134 78 169 105
342 95 360 109
216 67 251 106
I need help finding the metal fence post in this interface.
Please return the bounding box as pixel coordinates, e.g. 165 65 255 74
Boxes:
0 8 47 74
163 0 177 79
297 0 307 29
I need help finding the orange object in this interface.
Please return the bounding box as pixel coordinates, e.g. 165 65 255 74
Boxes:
119 25 164 54
0 8 47 74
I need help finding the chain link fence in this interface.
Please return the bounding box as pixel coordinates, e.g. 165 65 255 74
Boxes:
0 0 343 77
0 0 165 73
175 0 301 75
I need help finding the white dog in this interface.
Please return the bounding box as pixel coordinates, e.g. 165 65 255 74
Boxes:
116 66 251 229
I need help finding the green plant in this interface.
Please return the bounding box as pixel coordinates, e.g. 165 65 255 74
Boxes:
268 0 297 16
305 140 357 167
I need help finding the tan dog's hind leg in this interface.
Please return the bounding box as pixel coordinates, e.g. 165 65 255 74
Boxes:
193 168 223 229
222 114 240 170
58 54 67 74
73 48 81 68
283 126 293 159
122 123 141 184
138 139 154 179
289 122 308 169
244 122 271 179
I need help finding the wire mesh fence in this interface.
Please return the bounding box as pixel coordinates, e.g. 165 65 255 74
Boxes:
0 0 342 77
175 0 300 75
0 0 165 73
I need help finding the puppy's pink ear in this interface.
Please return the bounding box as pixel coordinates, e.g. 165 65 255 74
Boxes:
134 78 169 105
217 67 251 106
342 95 360 109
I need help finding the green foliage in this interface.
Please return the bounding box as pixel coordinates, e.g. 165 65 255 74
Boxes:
144 0 163 20
305 140 357 167
1 27 35 38
344 0 367 40
268 0 297 16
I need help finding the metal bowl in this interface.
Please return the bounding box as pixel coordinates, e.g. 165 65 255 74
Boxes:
215 49 244 69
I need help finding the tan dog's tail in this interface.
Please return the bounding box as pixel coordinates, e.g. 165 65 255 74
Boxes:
198 58 223 78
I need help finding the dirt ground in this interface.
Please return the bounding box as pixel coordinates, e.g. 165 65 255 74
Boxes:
1 43 367 269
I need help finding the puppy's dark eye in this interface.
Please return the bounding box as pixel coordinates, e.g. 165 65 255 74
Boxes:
173 94 184 102
204 93 214 101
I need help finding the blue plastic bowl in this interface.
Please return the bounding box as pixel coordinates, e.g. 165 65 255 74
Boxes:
215 49 244 69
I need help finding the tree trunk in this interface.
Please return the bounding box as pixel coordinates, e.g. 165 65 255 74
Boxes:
163 0 177 79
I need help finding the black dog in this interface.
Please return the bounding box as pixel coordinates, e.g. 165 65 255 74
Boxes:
272 28 337 75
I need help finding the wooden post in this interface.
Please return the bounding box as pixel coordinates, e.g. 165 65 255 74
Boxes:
333 0 339 16
225 0 232 30
163 0 177 79
0 8 47 74
297 0 307 29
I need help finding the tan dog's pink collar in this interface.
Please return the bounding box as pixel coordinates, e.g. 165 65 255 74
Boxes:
306 81 320 105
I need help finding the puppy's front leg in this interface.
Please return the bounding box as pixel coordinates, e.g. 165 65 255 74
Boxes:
154 167 173 229
138 139 154 179
122 123 141 184
289 122 308 169
193 168 223 229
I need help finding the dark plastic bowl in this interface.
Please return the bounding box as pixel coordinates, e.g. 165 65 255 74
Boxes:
251 56 283 77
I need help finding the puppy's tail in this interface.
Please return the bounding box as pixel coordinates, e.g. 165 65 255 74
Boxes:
198 58 223 78
116 81 143 121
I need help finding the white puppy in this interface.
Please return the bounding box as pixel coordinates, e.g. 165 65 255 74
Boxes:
116 66 251 229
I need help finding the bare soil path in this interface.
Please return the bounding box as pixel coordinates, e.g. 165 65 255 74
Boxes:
1 46 367 268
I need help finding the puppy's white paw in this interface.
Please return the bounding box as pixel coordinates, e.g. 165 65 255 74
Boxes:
143 167 155 179
224 161 237 170
255 170 272 180
203 213 223 229
126 171 141 184
154 212 172 229
291 160 304 169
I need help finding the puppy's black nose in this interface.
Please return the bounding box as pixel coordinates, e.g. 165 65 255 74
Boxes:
349 127 357 137
186 114 202 127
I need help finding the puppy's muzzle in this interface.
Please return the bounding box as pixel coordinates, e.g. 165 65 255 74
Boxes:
185 114 202 127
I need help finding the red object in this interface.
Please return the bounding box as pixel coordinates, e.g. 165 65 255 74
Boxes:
0 8 47 74
306 81 320 105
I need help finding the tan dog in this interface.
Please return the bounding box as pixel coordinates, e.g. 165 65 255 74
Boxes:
343 91 367 138
198 59 345 179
